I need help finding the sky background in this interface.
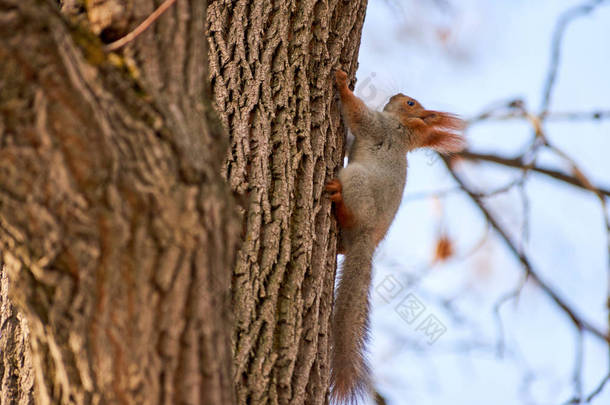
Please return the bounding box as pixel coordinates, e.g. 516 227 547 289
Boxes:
352 0 610 404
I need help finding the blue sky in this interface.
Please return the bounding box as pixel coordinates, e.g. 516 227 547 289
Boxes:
353 1 610 404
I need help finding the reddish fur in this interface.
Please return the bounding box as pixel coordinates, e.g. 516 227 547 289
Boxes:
386 93 466 154
326 179 355 229
419 111 466 153
336 70 368 126
400 112 465 153
328 73 465 404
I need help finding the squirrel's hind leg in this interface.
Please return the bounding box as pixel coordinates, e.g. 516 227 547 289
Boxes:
326 179 355 232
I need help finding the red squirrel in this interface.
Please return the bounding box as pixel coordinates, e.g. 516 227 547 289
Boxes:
327 70 465 404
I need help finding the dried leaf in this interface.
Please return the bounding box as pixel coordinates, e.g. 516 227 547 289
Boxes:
433 234 454 263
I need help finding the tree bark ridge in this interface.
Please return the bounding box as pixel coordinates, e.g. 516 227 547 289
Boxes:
0 0 238 403
207 1 368 403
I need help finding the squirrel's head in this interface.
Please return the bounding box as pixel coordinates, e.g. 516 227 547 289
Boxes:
383 93 466 154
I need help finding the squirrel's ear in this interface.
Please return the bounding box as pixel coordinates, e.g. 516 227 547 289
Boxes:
419 129 466 154
419 111 466 154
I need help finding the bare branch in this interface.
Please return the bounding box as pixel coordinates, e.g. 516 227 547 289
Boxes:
540 0 609 113
572 331 584 402
541 110 610 121
457 151 610 197
493 274 529 358
104 0 177 52
585 373 610 403
470 109 610 123
442 156 610 343
562 372 610 404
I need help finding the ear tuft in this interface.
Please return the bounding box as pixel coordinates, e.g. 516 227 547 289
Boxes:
421 129 466 154
419 111 466 154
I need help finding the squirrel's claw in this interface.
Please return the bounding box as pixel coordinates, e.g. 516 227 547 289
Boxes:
326 179 342 193
325 179 343 202
324 179 342 194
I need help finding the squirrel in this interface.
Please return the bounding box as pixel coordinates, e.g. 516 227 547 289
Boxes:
327 69 465 404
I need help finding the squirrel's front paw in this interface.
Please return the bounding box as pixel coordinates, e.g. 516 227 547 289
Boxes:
335 70 348 89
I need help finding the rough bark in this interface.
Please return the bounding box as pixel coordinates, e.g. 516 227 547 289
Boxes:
1 265 35 405
206 1 368 404
0 0 238 404
0 0 368 403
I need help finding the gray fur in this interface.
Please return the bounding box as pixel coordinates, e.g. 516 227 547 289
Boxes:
331 107 411 403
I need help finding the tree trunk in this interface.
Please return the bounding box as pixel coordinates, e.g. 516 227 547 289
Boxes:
0 0 238 403
1 265 35 404
0 0 368 403
206 1 367 403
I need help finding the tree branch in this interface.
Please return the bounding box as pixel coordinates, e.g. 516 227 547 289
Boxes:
457 150 610 197
442 156 610 343
540 0 609 113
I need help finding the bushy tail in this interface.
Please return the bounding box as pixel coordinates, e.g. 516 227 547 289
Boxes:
331 233 376 404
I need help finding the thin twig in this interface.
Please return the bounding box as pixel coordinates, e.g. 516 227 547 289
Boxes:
403 179 521 203
104 0 178 52
540 0 608 113
585 373 610 402
470 109 610 123
541 110 610 121
572 330 584 402
493 274 529 358
562 372 610 404
457 151 610 197
442 156 610 343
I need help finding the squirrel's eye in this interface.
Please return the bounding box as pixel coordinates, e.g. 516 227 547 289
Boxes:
407 100 415 106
